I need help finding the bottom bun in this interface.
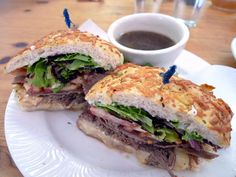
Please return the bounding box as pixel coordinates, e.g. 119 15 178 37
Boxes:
77 118 201 171
14 84 86 111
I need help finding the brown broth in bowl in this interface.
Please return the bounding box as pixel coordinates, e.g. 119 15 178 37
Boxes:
117 31 175 50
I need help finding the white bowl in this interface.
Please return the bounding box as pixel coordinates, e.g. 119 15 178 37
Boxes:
108 13 189 68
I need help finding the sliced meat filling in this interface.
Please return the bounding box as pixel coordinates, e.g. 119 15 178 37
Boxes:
82 72 108 94
89 106 178 148
79 108 177 177
12 75 26 84
12 71 107 105
37 91 85 106
13 72 107 93
89 107 218 157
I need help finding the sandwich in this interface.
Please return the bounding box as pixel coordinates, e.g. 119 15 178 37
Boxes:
77 63 233 177
5 30 123 111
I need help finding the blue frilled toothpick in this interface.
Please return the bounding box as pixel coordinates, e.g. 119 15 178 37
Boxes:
63 8 77 29
160 65 177 84
63 8 71 28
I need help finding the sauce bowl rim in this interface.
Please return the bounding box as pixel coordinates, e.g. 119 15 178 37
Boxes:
107 13 189 55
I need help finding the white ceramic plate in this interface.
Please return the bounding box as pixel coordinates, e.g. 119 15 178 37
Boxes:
5 51 236 177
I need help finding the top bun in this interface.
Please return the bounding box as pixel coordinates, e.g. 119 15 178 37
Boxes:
86 63 233 148
5 30 124 73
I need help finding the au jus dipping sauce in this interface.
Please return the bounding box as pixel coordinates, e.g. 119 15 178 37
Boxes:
118 31 175 50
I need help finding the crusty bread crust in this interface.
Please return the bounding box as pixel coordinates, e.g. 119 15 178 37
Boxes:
77 117 200 171
85 63 233 148
5 30 124 73
14 84 85 111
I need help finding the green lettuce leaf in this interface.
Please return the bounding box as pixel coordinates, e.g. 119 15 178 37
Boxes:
31 60 48 88
96 103 180 141
170 120 204 142
170 119 179 128
52 83 65 93
66 54 98 70
46 66 64 93
27 62 36 74
45 66 56 85
96 102 154 134
54 54 77 62
182 131 203 142
60 68 76 80
155 128 180 143
142 62 153 67
27 53 100 92
54 53 96 63
29 61 64 93
67 60 96 70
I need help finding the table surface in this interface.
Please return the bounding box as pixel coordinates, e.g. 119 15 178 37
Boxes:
0 0 235 176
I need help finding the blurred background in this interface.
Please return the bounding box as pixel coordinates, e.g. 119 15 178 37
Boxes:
0 0 235 67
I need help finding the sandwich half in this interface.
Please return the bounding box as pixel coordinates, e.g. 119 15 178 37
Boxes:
77 63 233 177
5 30 123 111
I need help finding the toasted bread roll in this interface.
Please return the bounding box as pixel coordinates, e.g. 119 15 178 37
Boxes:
5 30 124 73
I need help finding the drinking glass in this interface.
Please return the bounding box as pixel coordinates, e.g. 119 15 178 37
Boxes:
134 0 163 13
173 0 206 28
